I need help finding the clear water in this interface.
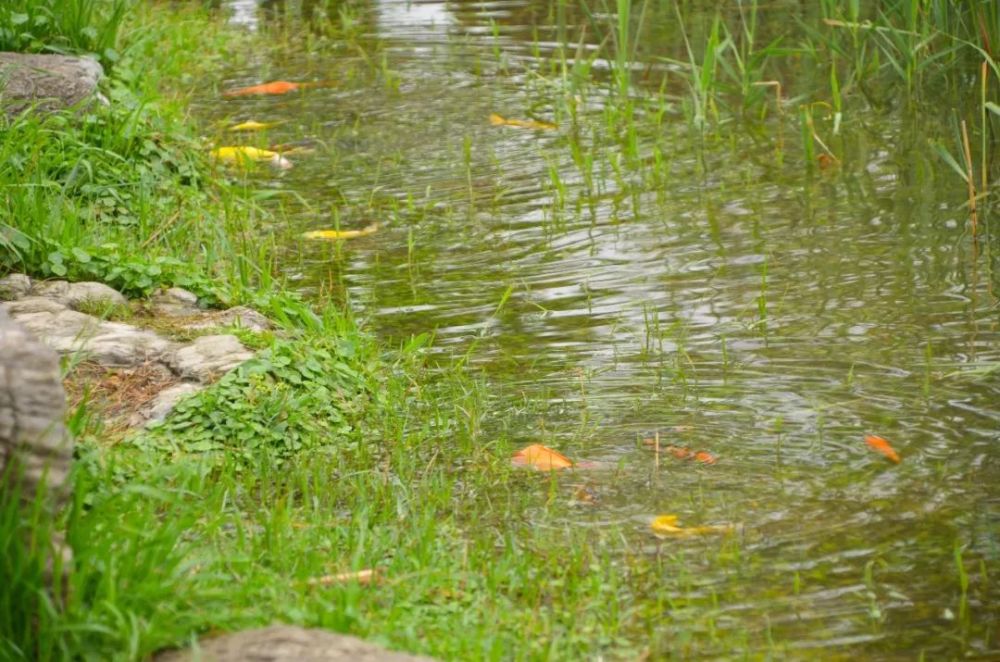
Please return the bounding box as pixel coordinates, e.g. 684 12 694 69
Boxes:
202 0 999 656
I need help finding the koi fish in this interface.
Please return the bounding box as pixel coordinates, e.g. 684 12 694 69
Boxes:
864 434 901 464
228 120 282 131
302 223 380 240
511 443 574 471
223 80 329 97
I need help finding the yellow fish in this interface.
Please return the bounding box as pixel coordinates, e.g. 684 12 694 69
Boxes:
227 120 281 131
210 146 292 169
489 113 557 130
650 515 734 538
302 223 379 240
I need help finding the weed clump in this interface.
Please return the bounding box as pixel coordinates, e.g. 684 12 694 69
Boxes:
135 338 371 461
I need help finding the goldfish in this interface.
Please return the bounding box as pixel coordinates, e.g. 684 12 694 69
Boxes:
228 120 282 131
511 443 574 471
222 80 304 97
864 434 901 464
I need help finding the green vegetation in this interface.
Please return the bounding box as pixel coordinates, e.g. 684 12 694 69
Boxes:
0 0 129 66
140 333 372 461
2 0 999 660
0 2 268 306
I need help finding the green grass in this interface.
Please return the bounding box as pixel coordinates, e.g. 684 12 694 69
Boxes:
1 3 263 305
0 0 130 67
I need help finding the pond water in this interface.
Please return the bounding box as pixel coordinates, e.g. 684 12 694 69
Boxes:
204 0 998 657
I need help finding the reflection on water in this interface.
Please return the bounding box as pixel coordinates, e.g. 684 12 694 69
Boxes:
375 0 456 39
226 0 259 29
213 0 999 657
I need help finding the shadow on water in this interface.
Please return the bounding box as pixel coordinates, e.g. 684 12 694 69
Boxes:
201 0 999 656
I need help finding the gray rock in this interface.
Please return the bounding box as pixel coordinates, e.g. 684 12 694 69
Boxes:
72 320 175 366
0 306 73 571
0 273 31 300
185 305 271 332
0 52 105 118
2 302 174 366
150 287 201 317
162 287 198 306
131 382 203 427
167 335 253 382
31 280 127 309
2 296 66 315
65 281 127 309
29 280 72 300
154 625 434 662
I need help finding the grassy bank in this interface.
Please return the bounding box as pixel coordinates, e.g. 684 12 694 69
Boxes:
1 1 279 308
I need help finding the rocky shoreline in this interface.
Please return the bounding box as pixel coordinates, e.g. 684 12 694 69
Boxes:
0 273 266 429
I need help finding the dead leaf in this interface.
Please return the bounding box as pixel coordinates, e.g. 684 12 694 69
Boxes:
693 451 718 465
864 434 901 464
302 223 379 240
645 443 718 464
650 515 734 538
489 113 557 131
511 443 574 471
666 445 694 460
817 153 839 169
572 485 598 505
306 568 381 586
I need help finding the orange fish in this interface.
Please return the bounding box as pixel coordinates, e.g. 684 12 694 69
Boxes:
223 80 309 97
864 435 900 464
511 444 574 471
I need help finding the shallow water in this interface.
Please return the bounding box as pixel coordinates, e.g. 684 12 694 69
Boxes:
205 0 998 656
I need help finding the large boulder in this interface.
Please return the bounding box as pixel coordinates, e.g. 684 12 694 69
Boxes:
154 625 435 662
0 307 72 504
0 306 73 569
0 52 105 117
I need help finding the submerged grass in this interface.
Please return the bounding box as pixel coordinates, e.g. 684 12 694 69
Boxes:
4 319 699 659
